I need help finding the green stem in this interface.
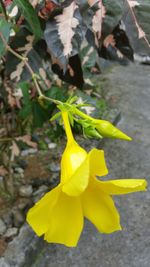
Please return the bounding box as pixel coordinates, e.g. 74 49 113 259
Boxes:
39 95 62 105
75 107 95 122
61 111 74 144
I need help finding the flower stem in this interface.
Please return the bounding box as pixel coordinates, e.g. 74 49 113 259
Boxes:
61 111 74 144
38 95 61 105
75 107 94 121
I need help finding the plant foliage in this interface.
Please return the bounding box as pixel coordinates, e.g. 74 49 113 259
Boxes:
0 0 149 136
0 0 149 195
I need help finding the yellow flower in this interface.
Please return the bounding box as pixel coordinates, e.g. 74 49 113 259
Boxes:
26 112 147 247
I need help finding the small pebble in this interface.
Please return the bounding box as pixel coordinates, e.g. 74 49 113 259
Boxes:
49 162 60 172
21 148 38 157
18 199 31 211
33 194 44 204
17 159 28 169
13 209 25 227
4 227 18 238
0 219 7 235
14 173 24 181
33 185 48 196
14 167 24 174
44 137 51 144
2 214 13 228
32 184 49 203
19 185 33 197
49 173 59 185
31 134 40 142
48 143 57 149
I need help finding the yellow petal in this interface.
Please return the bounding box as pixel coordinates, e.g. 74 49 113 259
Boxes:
26 185 61 236
81 179 121 233
62 155 89 196
44 191 83 247
89 148 108 177
98 179 147 195
61 141 87 183
62 148 108 196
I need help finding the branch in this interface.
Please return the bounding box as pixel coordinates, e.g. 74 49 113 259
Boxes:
0 137 12 142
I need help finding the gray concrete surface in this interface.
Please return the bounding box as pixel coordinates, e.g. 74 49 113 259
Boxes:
1 63 150 267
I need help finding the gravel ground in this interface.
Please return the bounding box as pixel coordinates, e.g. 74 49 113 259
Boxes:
1 63 150 267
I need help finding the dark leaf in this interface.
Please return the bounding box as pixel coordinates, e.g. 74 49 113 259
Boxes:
0 18 11 57
52 54 84 88
18 82 32 119
14 0 42 40
102 0 123 38
44 1 84 71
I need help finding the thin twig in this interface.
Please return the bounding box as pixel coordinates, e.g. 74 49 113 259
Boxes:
39 95 61 105
0 137 13 142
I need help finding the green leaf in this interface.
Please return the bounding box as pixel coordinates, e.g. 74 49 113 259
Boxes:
38 140 48 150
83 126 102 139
45 86 67 101
18 83 54 128
18 82 32 119
67 95 78 104
102 0 123 37
0 18 11 57
14 0 42 40
68 112 74 126
80 44 97 69
32 101 50 128
50 112 61 122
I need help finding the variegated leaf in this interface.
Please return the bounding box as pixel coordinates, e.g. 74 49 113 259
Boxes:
123 0 150 54
128 0 140 8
10 35 34 82
91 0 106 46
55 2 79 56
44 1 83 71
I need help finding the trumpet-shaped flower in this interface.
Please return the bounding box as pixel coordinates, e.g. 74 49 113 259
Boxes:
27 112 147 247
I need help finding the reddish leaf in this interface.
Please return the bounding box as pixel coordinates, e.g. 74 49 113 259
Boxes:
0 166 8 176
16 135 37 148
103 34 116 48
10 141 20 161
